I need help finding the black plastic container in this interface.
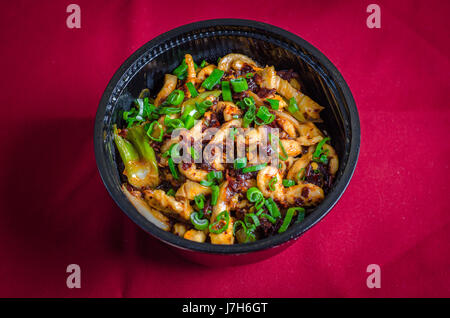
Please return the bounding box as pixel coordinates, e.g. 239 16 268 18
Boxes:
94 19 360 266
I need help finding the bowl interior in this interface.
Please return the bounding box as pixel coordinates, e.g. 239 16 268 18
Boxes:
95 20 358 254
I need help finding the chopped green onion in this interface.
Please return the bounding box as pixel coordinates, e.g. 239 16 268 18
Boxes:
159 107 181 115
190 211 209 230
319 154 329 164
246 187 264 203
234 157 247 170
243 97 255 108
233 220 247 235
313 137 330 160
288 97 299 114
166 89 185 106
196 100 213 115
254 198 265 210
294 207 306 223
221 81 233 102
209 210 230 234
229 127 238 140
243 107 256 128
145 121 164 142
278 207 296 233
162 143 176 158
166 189 175 196
210 185 219 205
255 208 264 217
244 213 260 228
256 106 275 124
245 229 256 242
282 179 296 187
242 163 267 173
173 60 188 80
269 133 288 161
296 168 306 181
264 197 281 218
168 157 179 180
166 118 184 132
194 194 205 210
190 146 199 161
266 98 280 110
268 176 278 191
200 180 214 187
202 69 225 90
230 77 248 93
261 213 276 224
246 72 254 78
200 60 207 68
207 171 223 182
186 82 199 98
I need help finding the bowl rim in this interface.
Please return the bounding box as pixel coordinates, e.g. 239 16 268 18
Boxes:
94 18 360 255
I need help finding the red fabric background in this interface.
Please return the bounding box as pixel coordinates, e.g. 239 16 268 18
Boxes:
0 0 448 297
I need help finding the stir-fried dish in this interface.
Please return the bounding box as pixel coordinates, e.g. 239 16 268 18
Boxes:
113 53 338 244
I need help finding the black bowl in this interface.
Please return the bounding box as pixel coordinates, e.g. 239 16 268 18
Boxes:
94 19 360 266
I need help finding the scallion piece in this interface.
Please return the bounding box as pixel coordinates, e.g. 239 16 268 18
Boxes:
162 143 176 158
266 98 280 110
261 213 276 224
166 118 184 132
243 107 255 128
242 163 267 173
158 107 181 115
190 146 199 161
246 72 254 78
173 60 188 80
230 77 248 93
264 197 281 218
194 194 205 210
243 97 255 108
200 60 207 68
200 180 214 187
234 157 247 170
288 97 299 114
256 106 275 124
268 176 278 191
282 179 296 187
229 127 238 140
210 185 219 206
168 157 179 180
196 100 213 115
278 207 296 233
313 137 330 160
296 168 306 181
221 81 232 102
254 198 265 210
246 187 264 203
166 89 185 106
233 220 247 235
269 133 288 161
186 82 199 98
190 211 209 231
319 154 329 164
201 69 225 90
244 213 260 228
166 189 176 196
294 207 306 223
207 171 223 182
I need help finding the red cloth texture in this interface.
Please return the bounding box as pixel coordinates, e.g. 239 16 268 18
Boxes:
0 0 448 297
